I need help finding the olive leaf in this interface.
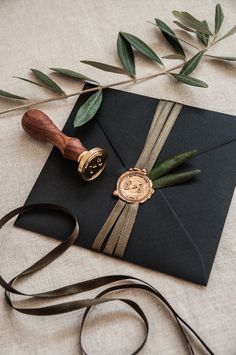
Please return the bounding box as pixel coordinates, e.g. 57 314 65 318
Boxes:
180 50 204 75
117 33 136 77
80 61 128 75
215 4 224 34
50 68 98 83
162 54 185 60
73 89 103 127
155 19 185 57
196 21 210 46
205 55 236 61
152 169 201 189
14 76 47 88
170 73 208 88
0 89 27 100
120 32 163 65
31 69 65 95
150 150 197 181
216 25 236 42
172 11 213 35
173 21 196 33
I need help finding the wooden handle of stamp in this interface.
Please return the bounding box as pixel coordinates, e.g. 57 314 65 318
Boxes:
22 109 87 161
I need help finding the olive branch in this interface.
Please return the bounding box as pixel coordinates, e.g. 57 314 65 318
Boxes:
0 4 235 129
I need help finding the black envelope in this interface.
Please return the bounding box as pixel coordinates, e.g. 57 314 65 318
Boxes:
15 86 236 285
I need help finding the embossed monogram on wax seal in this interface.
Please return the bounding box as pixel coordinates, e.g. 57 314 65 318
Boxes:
113 168 154 203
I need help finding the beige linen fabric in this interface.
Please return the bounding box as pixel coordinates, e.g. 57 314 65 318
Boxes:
0 0 235 354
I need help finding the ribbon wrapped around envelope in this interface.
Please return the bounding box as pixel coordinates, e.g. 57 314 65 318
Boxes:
15 85 236 285
92 101 183 257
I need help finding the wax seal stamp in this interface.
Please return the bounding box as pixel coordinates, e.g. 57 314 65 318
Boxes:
22 109 107 181
78 147 107 181
113 168 154 203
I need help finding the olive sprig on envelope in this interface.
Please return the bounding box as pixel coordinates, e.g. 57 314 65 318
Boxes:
150 150 200 188
1 3 235 127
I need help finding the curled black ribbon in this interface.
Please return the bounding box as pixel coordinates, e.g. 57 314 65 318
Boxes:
0 204 214 354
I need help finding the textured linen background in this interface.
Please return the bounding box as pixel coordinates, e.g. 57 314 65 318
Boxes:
0 0 235 354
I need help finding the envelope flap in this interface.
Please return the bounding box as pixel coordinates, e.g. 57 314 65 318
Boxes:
159 140 236 275
125 190 208 285
160 105 236 158
95 88 159 168
95 88 236 168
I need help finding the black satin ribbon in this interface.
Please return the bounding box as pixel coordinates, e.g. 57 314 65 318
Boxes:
0 204 214 354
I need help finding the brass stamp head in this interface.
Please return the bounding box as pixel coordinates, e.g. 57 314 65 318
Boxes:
78 147 107 181
113 168 154 203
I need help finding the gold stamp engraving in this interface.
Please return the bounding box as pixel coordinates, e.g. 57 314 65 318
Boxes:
78 148 107 181
113 168 154 203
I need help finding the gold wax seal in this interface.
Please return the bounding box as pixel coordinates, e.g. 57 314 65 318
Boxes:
113 168 154 203
78 147 107 181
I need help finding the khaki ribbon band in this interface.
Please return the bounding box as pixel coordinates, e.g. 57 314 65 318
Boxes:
92 100 183 257
0 204 214 354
